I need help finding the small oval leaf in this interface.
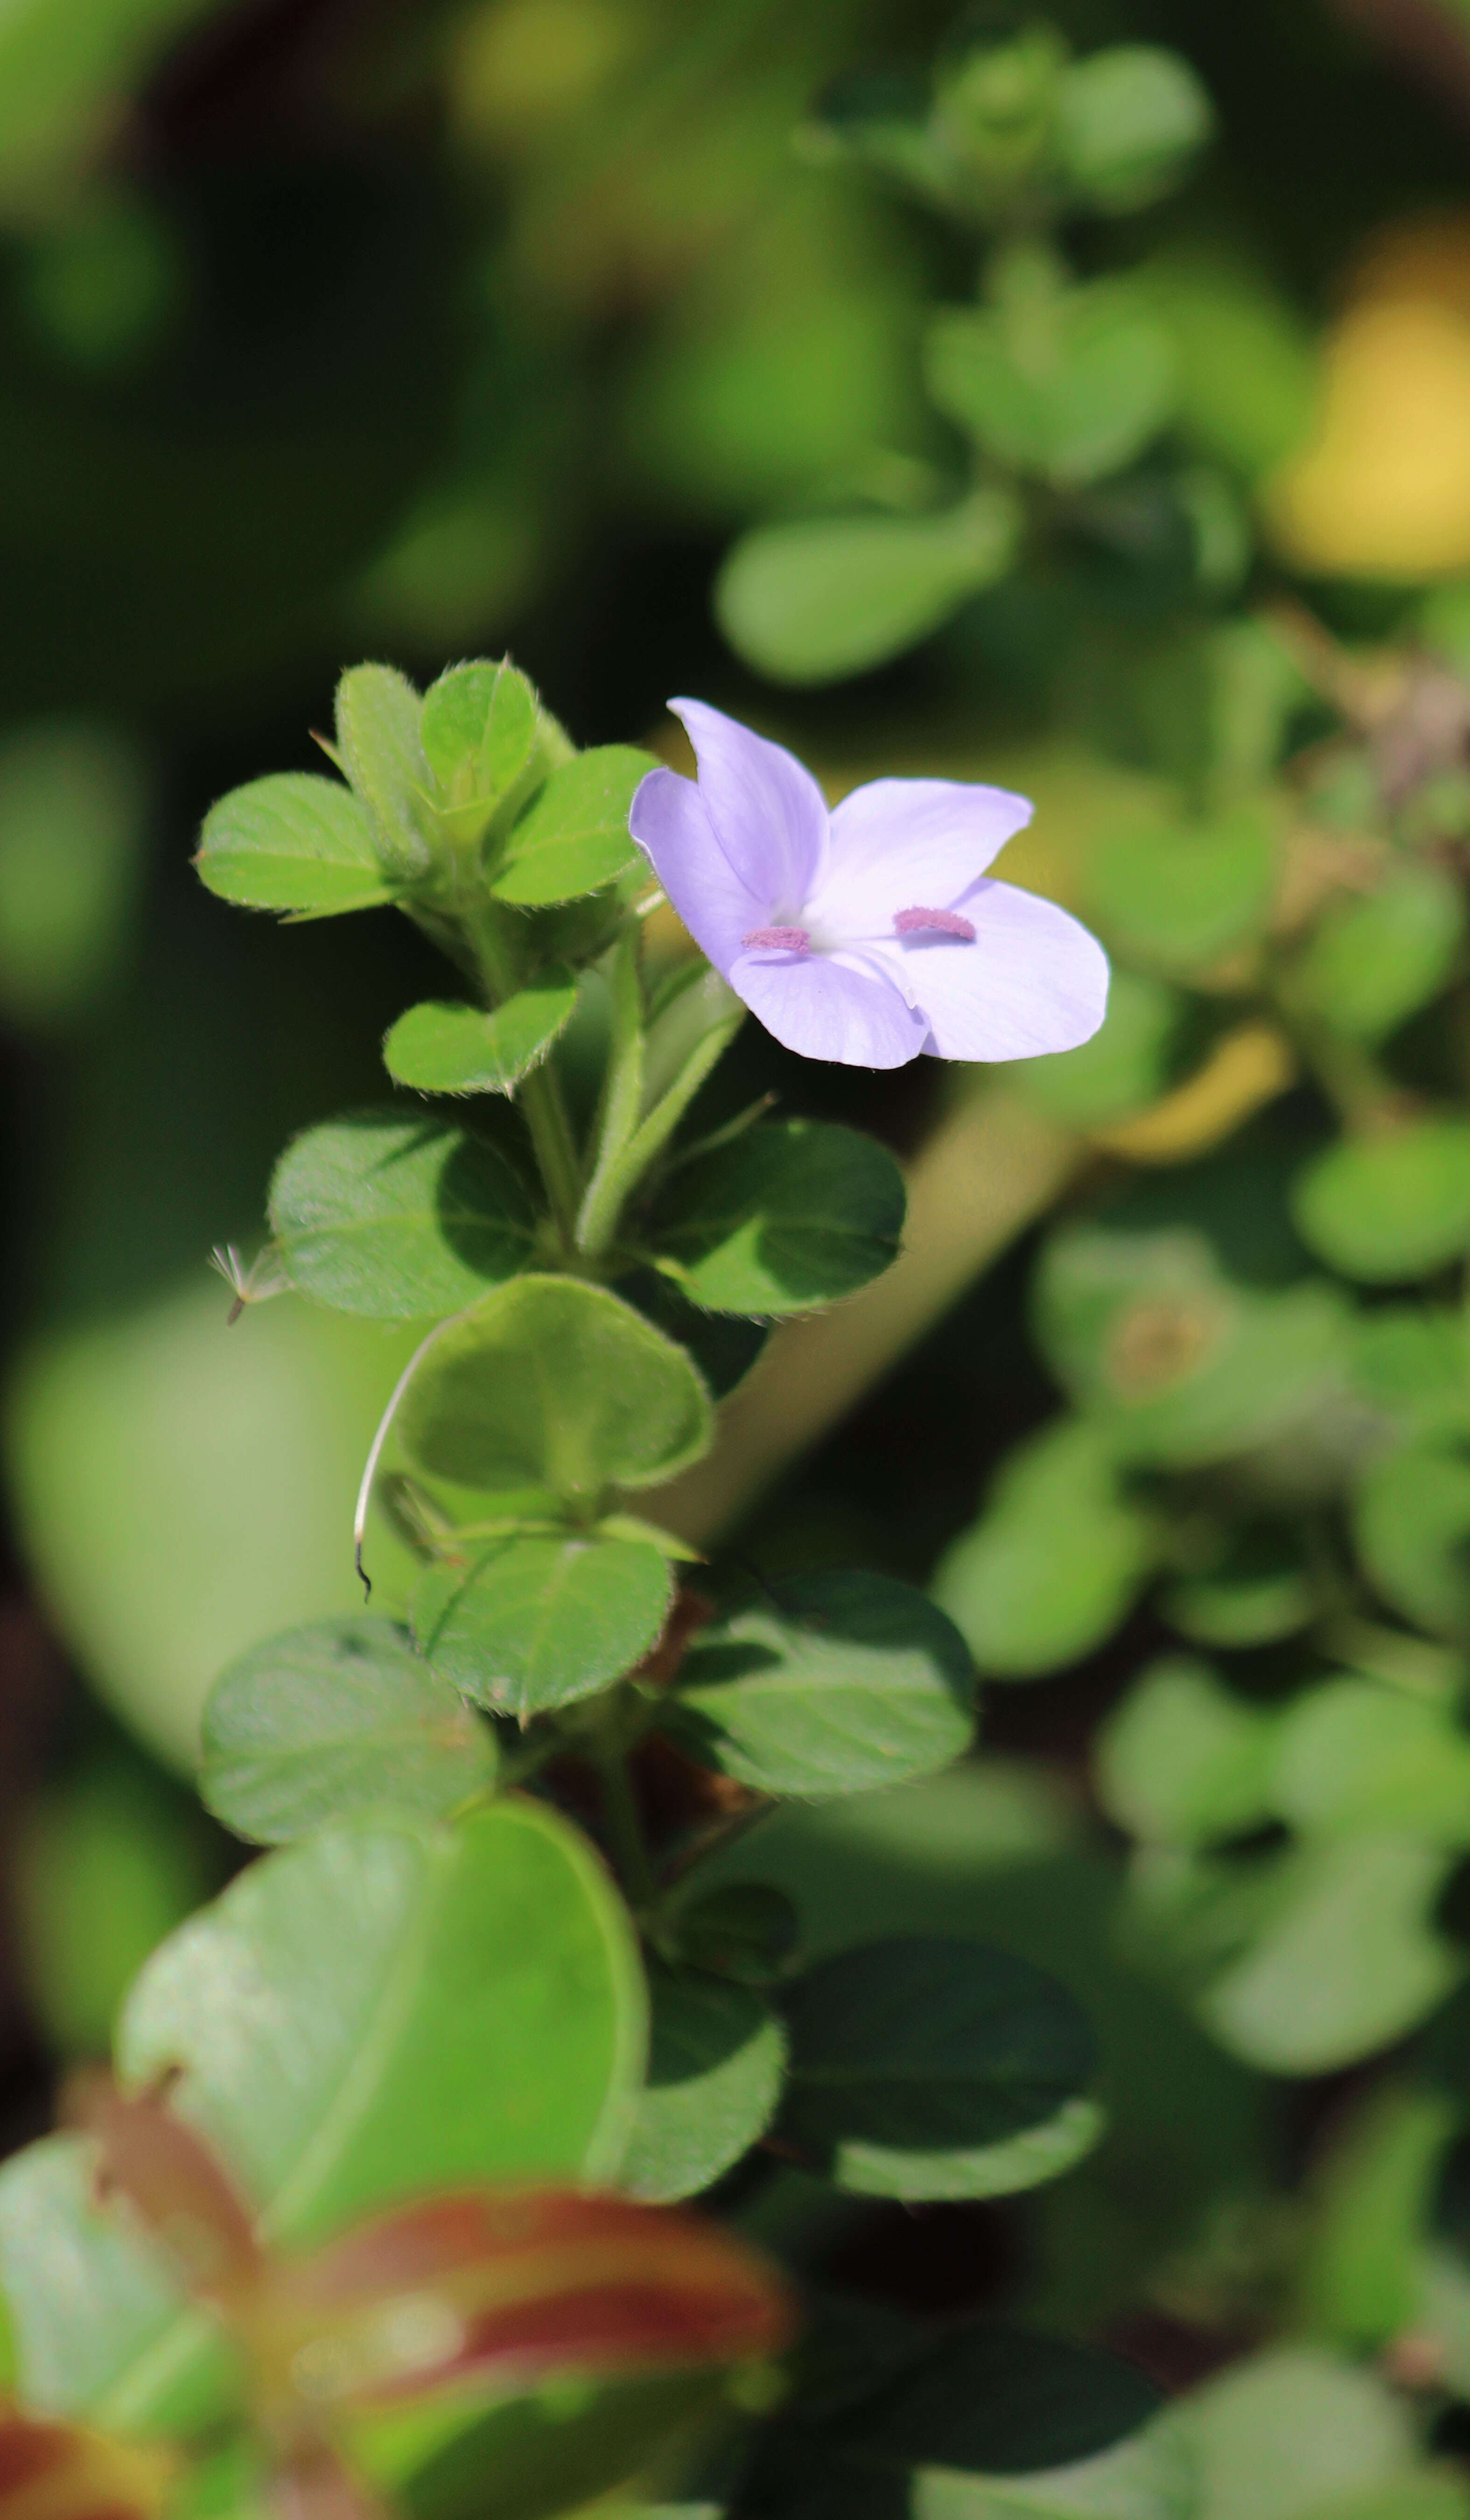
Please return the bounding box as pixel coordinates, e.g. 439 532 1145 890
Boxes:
413 1533 672 1718
200 1617 495 1844
269 1110 536 1321
384 973 578 1097
195 774 395 917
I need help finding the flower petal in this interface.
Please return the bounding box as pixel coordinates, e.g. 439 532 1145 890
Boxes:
730 946 928 1068
629 765 764 974
670 699 829 917
881 878 1109 1061
810 777 1032 939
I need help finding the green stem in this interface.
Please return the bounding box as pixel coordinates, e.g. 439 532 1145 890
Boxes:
597 1752 658 1911
519 1062 584 1252
576 928 646 1253
466 901 583 1249
579 1011 744 1259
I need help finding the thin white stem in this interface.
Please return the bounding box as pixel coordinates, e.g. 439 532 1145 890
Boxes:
352 1316 460 1595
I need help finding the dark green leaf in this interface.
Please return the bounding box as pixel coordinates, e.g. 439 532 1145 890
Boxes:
420 660 538 797
269 1109 535 1320
933 1421 1155 1678
200 1617 495 1844
195 773 396 917
925 286 1175 490
647 1121 905 1318
620 1964 786 2203
668 1883 800 1983
413 1532 672 1717
398 1275 713 1501
334 664 433 882
491 748 653 905
615 1268 769 1401
775 1937 1101 2199
384 973 578 1097
0 1802 644 2424
1294 1123 1470 1283
847 2324 1161 2476
662 1572 974 1799
715 497 1019 688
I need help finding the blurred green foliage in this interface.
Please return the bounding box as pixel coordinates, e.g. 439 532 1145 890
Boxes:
11 0 1470 2513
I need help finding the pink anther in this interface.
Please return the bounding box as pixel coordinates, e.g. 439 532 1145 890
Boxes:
742 925 811 952
894 906 976 940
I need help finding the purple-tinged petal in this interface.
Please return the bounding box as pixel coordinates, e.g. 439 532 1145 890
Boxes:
629 765 764 975
879 878 1109 1061
810 777 1032 939
670 699 829 918
729 947 928 1069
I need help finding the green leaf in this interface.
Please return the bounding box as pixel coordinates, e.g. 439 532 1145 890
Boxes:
1300 2080 1458 2349
1270 1677 1470 1841
775 1937 1101 2200
1174 2346 1431 2520
1160 1526 1315 1649
269 1109 536 1321
334 664 433 882
620 1963 786 2203
199 1616 495 1844
384 973 578 1097
1095 1657 1276 1849
398 1275 713 1502
616 1268 769 1401
661 1572 974 1799
0 1800 644 2427
491 748 653 905
1056 46 1214 215
1294 863 1464 1044
0 721 149 1028
195 773 397 918
420 660 538 797
646 1121 906 1317
1294 1123 1470 1283
413 1533 672 1717
925 285 1176 490
913 2423 1190 2520
1035 1225 1350 1467
1012 972 1183 1130
1199 1836 1463 2075
1355 1437 1470 1636
715 496 1019 687
932 1420 1155 1679
667 1882 799 1984
1351 1308 1470 1442
1088 804 1274 974
848 2324 1161 2477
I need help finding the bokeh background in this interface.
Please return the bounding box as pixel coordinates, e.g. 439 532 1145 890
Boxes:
16 0 1470 2424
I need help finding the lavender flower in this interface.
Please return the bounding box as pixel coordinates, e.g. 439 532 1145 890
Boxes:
630 700 1108 1069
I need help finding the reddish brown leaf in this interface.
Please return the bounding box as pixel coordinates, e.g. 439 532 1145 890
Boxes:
0 2409 174 2520
271 2188 793 2408
75 2075 265 2319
